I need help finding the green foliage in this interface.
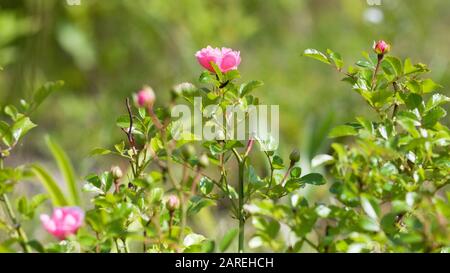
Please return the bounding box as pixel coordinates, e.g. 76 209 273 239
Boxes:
75 62 324 253
27 81 64 114
1 38 449 254
0 81 64 253
0 111 36 154
219 228 238 252
291 46 450 252
16 194 48 220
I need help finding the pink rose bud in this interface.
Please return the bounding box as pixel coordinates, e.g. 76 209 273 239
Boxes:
244 138 255 157
136 86 156 108
373 40 390 55
40 207 84 240
195 46 241 73
166 195 180 211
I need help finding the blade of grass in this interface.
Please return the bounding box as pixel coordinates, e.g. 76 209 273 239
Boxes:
30 164 68 206
45 136 80 206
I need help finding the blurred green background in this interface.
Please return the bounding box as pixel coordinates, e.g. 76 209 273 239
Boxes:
1 0 449 183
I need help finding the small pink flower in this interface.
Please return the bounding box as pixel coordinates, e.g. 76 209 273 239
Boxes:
373 40 390 55
166 195 180 211
195 46 241 73
136 86 156 107
40 207 84 240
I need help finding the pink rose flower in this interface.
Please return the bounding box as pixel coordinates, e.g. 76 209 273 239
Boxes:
373 40 390 55
40 207 84 240
195 46 241 73
136 86 156 107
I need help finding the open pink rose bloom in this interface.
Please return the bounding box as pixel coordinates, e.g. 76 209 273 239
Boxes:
40 207 84 240
195 46 241 73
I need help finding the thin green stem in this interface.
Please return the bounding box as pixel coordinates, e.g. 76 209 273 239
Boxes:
220 173 238 216
0 194 31 253
114 238 121 253
122 238 130 253
177 154 191 247
218 150 238 216
168 212 173 238
232 148 242 163
238 159 245 253
144 102 185 248
264 152 274 196
392 82 400 119
0 158 31 253
371 55 383 90
303 237 320 252
231 146 249 253
178 198 187 246
280 163 294 187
